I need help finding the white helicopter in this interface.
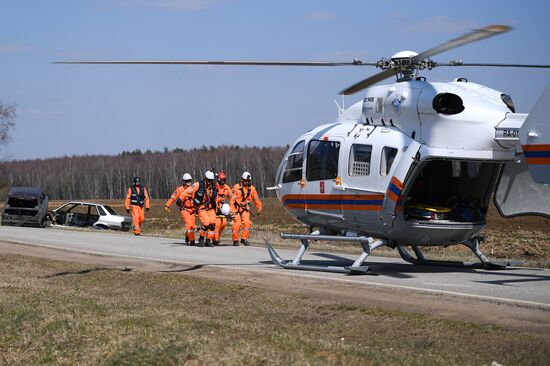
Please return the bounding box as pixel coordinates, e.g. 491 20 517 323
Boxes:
57 25 550 274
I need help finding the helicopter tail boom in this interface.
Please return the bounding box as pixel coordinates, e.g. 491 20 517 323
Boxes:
520 83 550 184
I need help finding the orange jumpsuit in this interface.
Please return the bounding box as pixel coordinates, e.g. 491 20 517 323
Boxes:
214 182 232 242
165 183 197 242
230 182 262 241
192 180 217 241
125 185 150 235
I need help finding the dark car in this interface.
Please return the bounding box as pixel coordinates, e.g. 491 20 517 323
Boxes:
1 187 49 227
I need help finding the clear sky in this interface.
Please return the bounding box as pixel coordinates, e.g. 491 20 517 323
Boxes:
1 0 549 160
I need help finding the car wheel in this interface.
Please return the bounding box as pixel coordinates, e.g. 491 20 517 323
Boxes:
40 213 51 228
92 225 107 230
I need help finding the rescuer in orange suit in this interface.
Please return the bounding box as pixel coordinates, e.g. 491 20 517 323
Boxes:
164 173 198 245
230 171 262 246
192 170 218 247
125 176 150 235
213 171 232 245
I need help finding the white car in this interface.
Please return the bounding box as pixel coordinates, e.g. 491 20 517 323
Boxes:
51 201 132 231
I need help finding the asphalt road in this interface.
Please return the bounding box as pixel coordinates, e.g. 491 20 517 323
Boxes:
1 226 549 309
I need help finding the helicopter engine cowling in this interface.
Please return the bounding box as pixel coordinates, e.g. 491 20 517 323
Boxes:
417 81 511 154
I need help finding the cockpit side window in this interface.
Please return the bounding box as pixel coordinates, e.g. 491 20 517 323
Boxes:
283 140 305 183
380 146 398 176
307 140 340 181
349 144 372 176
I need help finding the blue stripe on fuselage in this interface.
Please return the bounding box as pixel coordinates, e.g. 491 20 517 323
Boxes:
524 151 550 158
283 199 383 206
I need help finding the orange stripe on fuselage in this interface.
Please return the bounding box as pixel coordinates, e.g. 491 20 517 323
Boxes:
522 144 550 151
281 194 385 205
525 157 550 164
390 176 404 190
286 204 382 211
282 194 384 200
387 190 399 203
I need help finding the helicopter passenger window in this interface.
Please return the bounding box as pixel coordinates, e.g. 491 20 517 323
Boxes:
380 146 398 176
349 144 372 176
283 140 305 183
306 140 340 181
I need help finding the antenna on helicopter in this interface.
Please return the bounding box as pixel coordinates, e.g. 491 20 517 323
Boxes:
333 94 346 116
333 99 344 116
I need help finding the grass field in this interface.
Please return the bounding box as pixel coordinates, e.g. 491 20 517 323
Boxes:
1 253 549 365
46 198 550 268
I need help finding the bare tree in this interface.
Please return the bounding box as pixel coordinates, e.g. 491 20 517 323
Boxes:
0 102 16 145
0 102 16 192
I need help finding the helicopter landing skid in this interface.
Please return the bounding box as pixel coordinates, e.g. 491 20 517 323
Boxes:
266 234 387 275
397 237 510 270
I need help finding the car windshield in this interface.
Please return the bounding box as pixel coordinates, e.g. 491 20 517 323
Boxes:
55 203 77 213
103 205 118 215
7 197 38 208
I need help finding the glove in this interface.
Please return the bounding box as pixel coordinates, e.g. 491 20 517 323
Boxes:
126 208 130 213
164 206 170 213
146 207 150 212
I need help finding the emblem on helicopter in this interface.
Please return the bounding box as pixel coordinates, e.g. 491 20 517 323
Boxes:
392 96 401 114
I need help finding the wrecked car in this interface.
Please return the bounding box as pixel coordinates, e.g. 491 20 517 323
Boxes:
51 201 132 231
1 187 49 227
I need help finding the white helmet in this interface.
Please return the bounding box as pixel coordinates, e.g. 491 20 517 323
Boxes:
242 171 252 180
221 203 231 216
182 173 192 181
205 170 215 180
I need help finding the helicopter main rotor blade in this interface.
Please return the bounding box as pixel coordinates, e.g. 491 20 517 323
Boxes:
340 69 395 95
53 60 378 67
414 25 511 61
437 62 550 68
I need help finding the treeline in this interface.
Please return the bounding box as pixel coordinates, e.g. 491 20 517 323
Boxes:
6 145 286 200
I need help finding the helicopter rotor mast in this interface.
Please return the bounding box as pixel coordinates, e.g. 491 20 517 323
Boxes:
339 25 513 95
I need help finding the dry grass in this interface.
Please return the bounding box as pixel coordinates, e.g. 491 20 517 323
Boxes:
1 253 549 365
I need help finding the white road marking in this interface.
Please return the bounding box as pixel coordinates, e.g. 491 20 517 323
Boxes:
422 282 471 288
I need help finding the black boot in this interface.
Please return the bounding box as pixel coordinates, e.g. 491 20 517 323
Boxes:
198 236 205 247
189 240 195 246
205 239 214 247
213 240 220 246
233 240 239 246
185 235 190 244
240 239 250 246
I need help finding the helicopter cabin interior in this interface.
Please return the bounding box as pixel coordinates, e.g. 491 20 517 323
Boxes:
281 132 502 225
403 160 502 223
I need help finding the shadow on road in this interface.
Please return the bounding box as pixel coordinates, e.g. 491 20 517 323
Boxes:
41 266 132 278
159 264 204 272
258 251 550 283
